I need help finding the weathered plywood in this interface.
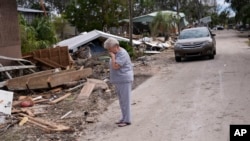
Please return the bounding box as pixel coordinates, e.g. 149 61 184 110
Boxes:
34 57 65 69
24 46 71 69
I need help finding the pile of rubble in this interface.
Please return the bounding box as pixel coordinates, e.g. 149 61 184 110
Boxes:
0 46 117 140
0 36 173 140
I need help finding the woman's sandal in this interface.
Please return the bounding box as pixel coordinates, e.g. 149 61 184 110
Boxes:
115 120 123 124
118 122 131 127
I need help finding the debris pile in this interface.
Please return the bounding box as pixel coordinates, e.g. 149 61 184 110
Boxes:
0 33 174 140
0 46 115 140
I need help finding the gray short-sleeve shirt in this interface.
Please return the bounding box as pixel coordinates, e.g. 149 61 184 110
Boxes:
109 48 134 84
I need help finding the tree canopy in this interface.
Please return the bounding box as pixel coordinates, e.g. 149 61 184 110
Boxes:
225 0 250 24
64 0 128 32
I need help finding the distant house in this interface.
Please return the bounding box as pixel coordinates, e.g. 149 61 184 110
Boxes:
56 29 141 55
132 10 189 35
17 7 45 24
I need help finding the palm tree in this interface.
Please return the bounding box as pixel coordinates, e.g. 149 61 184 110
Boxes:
19 15 58 53
150 12 178 38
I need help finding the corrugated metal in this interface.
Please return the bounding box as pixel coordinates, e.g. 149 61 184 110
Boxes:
133 10 186 23
17 7 44 13
56 30 141 52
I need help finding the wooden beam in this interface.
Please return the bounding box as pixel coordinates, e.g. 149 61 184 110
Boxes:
0 65 36 72
0 55 33 64
48 68 92 88
19 113 71 132
7 69 57 90
17 61 35 73
50 93 72 104
0 81 7 88
0 63 12 79
26 69 73 90
77 82 96 101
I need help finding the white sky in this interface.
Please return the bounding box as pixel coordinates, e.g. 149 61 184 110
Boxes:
216 0 235 17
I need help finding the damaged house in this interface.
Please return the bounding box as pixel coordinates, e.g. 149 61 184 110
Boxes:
55 29 141 58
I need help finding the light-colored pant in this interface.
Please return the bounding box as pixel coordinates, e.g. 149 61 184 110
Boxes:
114 82 132 123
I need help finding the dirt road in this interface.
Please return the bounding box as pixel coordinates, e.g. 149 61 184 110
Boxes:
80 30 250 141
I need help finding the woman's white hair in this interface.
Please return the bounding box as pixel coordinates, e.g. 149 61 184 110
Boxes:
104 37 119 49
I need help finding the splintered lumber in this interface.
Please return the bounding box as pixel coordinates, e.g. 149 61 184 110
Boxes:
19 113 70 132
77 82 96 101
0 55 34 64
50 93 72 104
26 69 72 90
21 108 35 117
7 69 58 90
66 83 84 92
0 63 12 79
0 65 36 72
50 87 62 93
48 68 92 88
0 81 7 88
7 68 92 90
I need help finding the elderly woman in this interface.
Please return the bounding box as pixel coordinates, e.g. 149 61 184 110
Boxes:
104 37 134 127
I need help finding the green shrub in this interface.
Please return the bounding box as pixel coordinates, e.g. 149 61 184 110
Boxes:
119 41 135 59
19 15 58 54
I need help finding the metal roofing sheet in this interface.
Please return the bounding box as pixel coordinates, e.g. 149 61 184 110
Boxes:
17 7 44 13
133 10 186 23
56 30 141 52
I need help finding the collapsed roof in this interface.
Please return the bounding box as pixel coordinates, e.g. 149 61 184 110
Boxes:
56 30 141 52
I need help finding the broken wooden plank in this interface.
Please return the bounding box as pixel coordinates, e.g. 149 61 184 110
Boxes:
21 108 35 117
0 63 12 79
0 81 7 88
65 83 84 92
26 69 74 90
50 93 72 104
7 68 91 90
17 61 36 73
7 69 57 90
87 78 109 90
19 113 71 132
0 55 33 64
77 82 96 100
48 68 92 88
0 65 36 72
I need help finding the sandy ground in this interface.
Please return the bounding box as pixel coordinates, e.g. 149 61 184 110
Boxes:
79 30 250 141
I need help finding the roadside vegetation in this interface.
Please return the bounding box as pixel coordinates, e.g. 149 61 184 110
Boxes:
16 0 250 54
19 15 57 54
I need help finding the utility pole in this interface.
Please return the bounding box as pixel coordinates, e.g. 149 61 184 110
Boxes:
39 0 47 16
176 0 180 34
128 0 133 46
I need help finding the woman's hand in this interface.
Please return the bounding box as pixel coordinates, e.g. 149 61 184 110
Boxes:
109 51 115 59
109 52 120 70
